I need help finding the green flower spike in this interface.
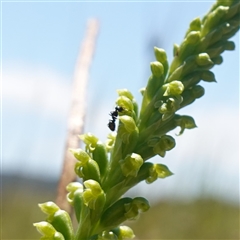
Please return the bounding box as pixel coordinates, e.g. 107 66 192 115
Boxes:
34 2 240 240
33 221 65 240
38 201 74 240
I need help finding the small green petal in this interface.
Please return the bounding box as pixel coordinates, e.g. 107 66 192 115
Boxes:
38 202 59 215
117 89 134 101
132 197 150 212
34 221 56 236
175 115 197 135
154 164 174 178
79 133 99 152
69 148 90 164
105 133 116 152
66 182 83 204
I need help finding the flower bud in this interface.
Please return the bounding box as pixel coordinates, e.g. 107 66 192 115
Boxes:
111 226 135 240
117 89 134 101
206 44 224 58
146 163 173 183
124 197 150 219
154 164 174 178
33 221 56 236
98 231 118 240
66 182 84 222
116 96 134 112
83 180 106 210
154 47 167 63
201 6 229 37
38 201 59 215
79 133 99 152
175 115 197 135
159 96 183 121
186 31 201 45
223 40 235 51
119 115 137 133
224 1 239 19
82 158 101 183
139 87 145 96
38 202 74 240
152 135 176 157
150 61 164 78
70 148 90 165
92 141 109 177
188 17 201 32
201 71 216 83
120 153 143 177
196 53 213 66
174 31 200 64
211 55 223 65
33 221 65 240
173 43 179 57
132 197 150 212
154 47 168 77
66 182 83 204
129 162 154 185
163 81 184 96
191 85 205 99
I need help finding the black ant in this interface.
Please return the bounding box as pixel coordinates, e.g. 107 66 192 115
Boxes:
108 106 123 131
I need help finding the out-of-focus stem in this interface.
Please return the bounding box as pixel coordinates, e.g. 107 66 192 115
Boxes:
56 19 99 213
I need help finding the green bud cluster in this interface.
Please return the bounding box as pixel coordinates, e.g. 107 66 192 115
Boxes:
34 202 74 240
34 1 239 240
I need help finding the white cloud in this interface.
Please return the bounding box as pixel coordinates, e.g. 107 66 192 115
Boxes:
2 61 71 118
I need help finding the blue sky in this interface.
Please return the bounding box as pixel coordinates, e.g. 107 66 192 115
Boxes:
1 1 239 203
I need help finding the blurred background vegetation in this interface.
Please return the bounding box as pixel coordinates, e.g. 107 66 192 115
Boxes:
2 174 239 239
